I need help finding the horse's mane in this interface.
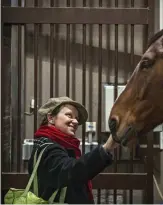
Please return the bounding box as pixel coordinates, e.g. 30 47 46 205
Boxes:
147 29 163 48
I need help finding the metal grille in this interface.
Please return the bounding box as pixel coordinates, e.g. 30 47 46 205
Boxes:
2 0 155 203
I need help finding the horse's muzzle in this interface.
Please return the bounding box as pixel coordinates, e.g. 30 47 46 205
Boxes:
109 119 138 146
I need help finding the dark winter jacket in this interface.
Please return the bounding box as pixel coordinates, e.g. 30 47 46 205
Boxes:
28 137 113 204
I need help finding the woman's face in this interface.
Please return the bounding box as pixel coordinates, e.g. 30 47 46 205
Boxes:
49 104 79 136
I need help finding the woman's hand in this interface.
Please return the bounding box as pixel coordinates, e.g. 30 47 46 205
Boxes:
103 134 119 152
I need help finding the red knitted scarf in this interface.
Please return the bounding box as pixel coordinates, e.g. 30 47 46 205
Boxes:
34 125 93 201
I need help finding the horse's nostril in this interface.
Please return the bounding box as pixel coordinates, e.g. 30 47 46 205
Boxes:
109 118 117 132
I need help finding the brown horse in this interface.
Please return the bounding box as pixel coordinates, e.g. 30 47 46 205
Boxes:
109 29 163 146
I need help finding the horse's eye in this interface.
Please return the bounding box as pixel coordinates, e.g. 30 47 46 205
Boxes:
140 60 152 70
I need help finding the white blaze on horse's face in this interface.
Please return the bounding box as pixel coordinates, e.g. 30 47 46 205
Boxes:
109 30 163 146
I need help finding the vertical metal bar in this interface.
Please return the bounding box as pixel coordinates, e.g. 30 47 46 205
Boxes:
124 0 129 85
22 0 28 172
50 0 54 97
34 0 38 6
17 24 22 172
129 0 134 203
143 0 148 53
129 149 134 204
88 0 93 122
97 1 102 203
11 28 17 172
35 0 42 113
146 132 154 203
34 0 39 132
113 0 118 203
55 0 59 96
38 22 42 110
105 3 112 203
10 0 18 172
1 29 6 202
123 1 129 202
66 0 70 96
1 23 4 172
10 0 22 173
97 1 102 145
106 1 111 83
148 0 155 38
123 0 131 83
113 24 118 205
21 0 26 173
71 0 76 100
114 1 119 101
82 0 86 154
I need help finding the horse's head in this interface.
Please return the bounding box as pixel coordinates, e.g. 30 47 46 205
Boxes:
109 29 163 146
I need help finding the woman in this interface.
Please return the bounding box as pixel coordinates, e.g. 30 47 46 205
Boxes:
28 96 118 204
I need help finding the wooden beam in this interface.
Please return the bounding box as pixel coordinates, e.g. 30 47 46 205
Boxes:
2 172 147 190
2 7 149 24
